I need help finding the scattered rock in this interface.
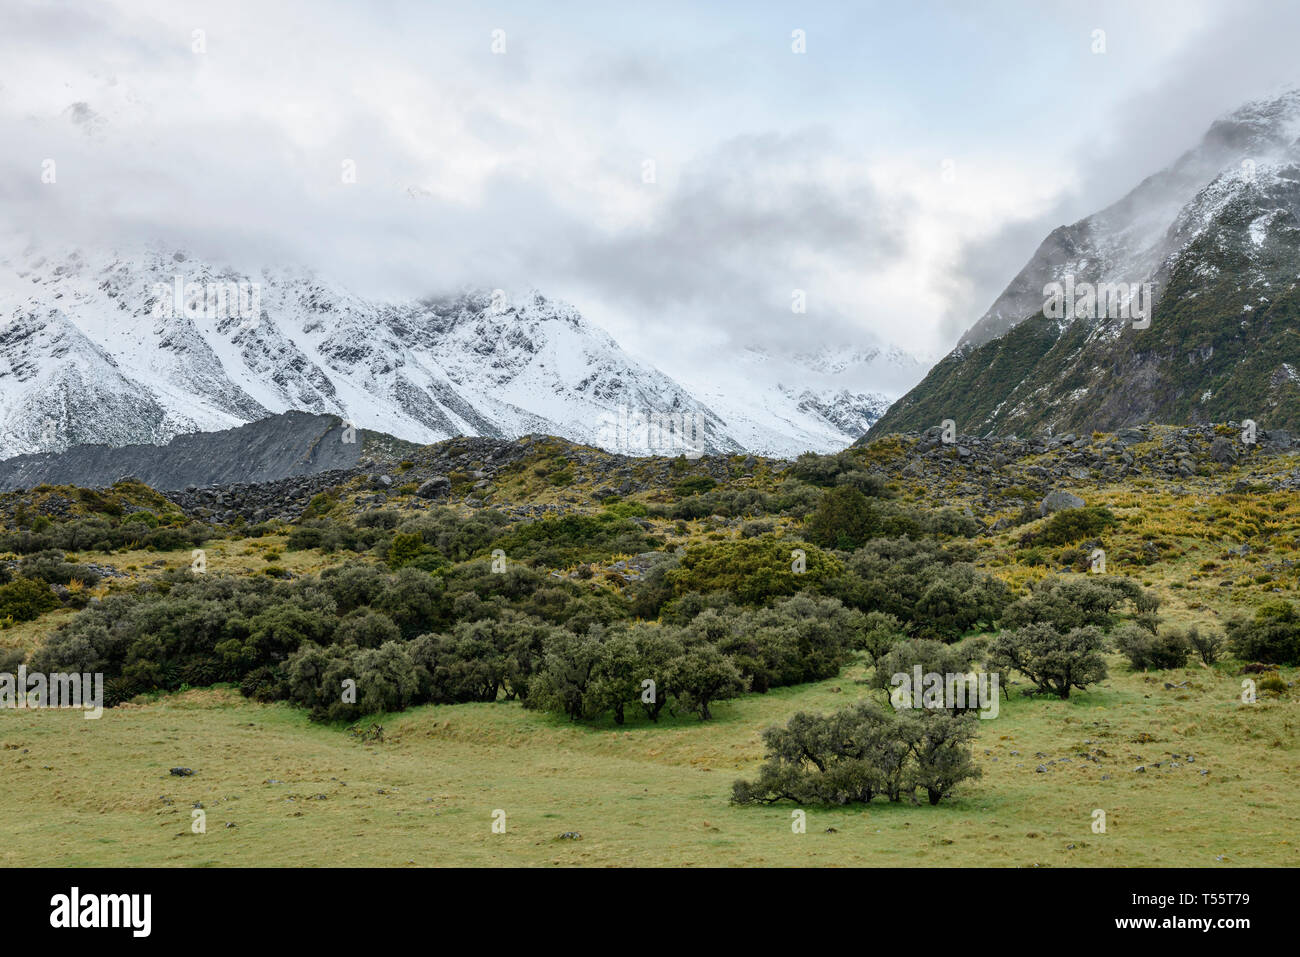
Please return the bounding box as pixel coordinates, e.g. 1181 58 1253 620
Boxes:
416 476 452 499
1040 490 1085 516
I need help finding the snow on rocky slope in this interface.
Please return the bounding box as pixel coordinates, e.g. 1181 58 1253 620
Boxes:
0 244 921 459
958 88 1300 349
870 88 1300 439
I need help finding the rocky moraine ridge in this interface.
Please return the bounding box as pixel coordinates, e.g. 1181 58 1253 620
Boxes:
135 423 1300 529
4 401 1297 529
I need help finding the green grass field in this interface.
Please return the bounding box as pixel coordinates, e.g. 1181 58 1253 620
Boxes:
2 654 1295 867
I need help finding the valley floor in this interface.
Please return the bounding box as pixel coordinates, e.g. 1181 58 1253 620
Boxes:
1 656 1295 867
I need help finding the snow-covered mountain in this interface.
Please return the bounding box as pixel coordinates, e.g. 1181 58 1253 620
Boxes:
674 345 925 456
0 245 919 458
870 88 1300 438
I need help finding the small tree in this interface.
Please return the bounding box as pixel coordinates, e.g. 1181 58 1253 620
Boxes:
1113 623 1191 671
669 643 744 720
352 641 418 714
989 623 1107 698
803 485 879 550
1185 626 1225 666
855 611 906 664
1227 600 1300 665
868 638 984 714
586 628 650 725
526 629 607 720
905 711 983 805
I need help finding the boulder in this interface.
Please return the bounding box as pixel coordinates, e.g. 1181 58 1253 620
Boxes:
1039 489 1085 517
415 476 451 499
1209 436 1237 463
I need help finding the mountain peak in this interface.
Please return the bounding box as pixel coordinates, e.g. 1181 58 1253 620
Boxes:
1214 86 1300 144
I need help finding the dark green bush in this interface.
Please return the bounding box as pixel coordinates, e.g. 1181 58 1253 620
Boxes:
0 578 61 622
1227 601 1300 665
1020 506 1117 546
1114 624 1191 670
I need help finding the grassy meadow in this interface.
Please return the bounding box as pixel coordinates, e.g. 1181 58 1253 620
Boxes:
1 652 1295 867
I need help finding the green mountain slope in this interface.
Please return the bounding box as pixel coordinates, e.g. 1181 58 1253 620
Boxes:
866 93 1300 441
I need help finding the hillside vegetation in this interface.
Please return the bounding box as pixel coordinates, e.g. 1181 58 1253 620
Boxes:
0 426 1296 866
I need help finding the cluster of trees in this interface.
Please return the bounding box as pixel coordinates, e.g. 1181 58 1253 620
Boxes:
1114 624 1197 670
26 548 873 722
26 563 483 705
282 612 559 720
27 463 1289 816
22 501 1174 720
730 569 1173 808
651 453 980 531
527 622 742 723
655 534 1006 647
730 569 1176 808
287 505 658 569
732 701 981 807
19 463 1280 763
822 539 1009 641
981 576 1158 697
1111 622 1228 671
525 595 869 723
998 574 1159 633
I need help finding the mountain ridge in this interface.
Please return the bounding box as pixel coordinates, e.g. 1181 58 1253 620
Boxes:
868 89 1300 440
0 411 384 491
0 244 922 459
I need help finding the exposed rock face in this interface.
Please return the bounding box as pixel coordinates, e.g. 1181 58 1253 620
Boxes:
1210 436 1238 463
0 412 363 491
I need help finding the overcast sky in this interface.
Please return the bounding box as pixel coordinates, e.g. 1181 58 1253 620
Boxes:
3 0 1299 379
